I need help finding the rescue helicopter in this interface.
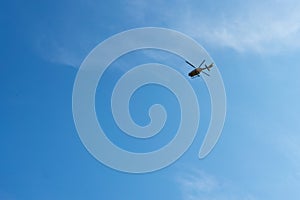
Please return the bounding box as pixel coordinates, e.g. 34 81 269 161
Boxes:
185 59 214 78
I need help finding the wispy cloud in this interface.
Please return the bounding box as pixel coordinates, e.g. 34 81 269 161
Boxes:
179 2 300 53
176 168 256 200
127 0 300 54
35 35 86 68
274 130 300 169
35 0 300 67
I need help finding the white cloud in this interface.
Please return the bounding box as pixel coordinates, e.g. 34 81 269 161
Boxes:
176 1 300 53
177 168 256 200
36 0 300 67
274 131 300 169
178 170 219 194
36 37 83 68
127 0 300 54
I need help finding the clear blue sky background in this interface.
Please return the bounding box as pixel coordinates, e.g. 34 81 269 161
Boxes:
1 0 300 199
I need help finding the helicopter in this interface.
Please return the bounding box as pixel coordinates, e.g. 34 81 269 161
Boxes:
186 59 214 78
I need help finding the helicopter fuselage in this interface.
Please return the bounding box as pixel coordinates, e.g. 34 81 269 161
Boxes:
188 68 202 77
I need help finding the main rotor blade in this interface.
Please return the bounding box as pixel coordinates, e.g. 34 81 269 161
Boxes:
202 71 210 76
185 60 196 68
199 59 205 67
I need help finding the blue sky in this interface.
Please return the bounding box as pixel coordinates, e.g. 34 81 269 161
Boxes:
1 0 300 199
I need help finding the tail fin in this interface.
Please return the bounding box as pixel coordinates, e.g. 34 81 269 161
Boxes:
205 63 213 71
205 64 210 71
